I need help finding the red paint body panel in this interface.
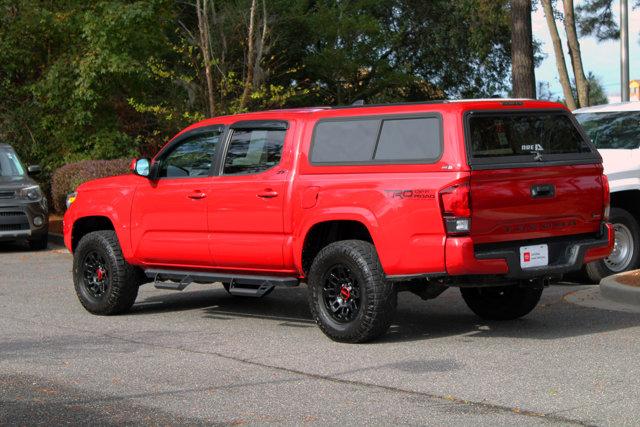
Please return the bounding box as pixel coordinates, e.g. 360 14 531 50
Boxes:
63 100 614 280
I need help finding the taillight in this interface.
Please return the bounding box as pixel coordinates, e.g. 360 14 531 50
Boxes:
439 182 471 235
602 175 610 221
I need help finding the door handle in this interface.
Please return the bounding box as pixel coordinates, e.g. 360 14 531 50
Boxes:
188 191 207 200
257 189 279 199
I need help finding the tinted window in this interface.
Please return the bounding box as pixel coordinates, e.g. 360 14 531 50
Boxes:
0 148 25 177
312 119 380 163
311 116 442 164
576 111 640 149
468 113 592 159
223 129 285 175
375 118 441 161
159 130 222 178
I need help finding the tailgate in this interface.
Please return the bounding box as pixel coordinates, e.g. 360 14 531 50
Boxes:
470 165 604 243
465 109 604 244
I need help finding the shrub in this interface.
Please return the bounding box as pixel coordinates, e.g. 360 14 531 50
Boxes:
51 158 131 213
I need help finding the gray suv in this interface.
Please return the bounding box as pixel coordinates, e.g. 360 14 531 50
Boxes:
0 144 48 249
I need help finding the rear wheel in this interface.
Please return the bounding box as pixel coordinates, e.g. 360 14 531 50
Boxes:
308 240 396 343
73 231 140 315
460 285 543 320
585 208 640 282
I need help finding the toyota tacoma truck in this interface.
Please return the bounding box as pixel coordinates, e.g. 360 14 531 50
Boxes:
64 99 614 343
575 102 640 281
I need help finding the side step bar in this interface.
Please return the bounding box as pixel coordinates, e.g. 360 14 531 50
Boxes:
145 268 299 297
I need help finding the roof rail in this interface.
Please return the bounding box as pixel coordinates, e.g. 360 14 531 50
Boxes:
330 100 448 110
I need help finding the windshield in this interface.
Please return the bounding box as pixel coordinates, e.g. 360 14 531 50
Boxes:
576 111 640 149
0 148 26 177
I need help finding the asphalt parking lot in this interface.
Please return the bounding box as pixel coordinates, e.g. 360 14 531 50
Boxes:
1 242 640 426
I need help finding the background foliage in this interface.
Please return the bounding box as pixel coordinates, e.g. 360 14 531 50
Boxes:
0 0 513 177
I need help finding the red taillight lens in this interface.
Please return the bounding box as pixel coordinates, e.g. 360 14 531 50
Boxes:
602 175 610 221
439 182 471 235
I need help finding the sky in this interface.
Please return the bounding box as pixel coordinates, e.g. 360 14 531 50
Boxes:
532 0 640 103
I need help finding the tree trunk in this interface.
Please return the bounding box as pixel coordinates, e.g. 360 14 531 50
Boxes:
510 0 536 98
562 0 589 107
196 0 216 117
541 0 577 110
239 0 257 110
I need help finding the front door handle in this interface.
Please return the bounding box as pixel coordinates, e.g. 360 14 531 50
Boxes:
257 189 279 199
188 191 207 200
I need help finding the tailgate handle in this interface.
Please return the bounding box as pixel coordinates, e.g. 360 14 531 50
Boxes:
531 184 555 198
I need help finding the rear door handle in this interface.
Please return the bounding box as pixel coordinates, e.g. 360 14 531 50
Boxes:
188 191 207 200
257 189 279 199
531 184 555 198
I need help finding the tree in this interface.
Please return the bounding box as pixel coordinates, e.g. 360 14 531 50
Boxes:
541 0 577 109
510 0 536 98
563 0 589 107
571 72 609 106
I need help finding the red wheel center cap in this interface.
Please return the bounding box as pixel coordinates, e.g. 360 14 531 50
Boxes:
96 268 104 281
340 286 351 300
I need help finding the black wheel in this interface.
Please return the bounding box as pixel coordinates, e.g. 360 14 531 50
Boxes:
585 208 640 282
73 231 140 315
28 233 48 250
308 240 396 343
460 285 543 321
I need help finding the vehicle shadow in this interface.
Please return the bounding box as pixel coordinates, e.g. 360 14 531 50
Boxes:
131 284 640 344
0 241 49 254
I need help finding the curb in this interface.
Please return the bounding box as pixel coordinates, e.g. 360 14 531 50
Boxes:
599 273 640 307
48 232 65 248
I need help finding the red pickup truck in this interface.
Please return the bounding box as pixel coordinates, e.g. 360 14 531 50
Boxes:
64 100 614 342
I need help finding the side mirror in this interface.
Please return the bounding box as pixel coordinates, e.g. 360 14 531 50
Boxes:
27 165 41 176
131 158 151 177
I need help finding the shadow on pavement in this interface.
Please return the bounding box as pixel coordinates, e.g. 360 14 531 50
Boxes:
130 284 640 344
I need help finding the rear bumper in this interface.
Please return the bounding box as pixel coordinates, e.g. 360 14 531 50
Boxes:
445 223 614 279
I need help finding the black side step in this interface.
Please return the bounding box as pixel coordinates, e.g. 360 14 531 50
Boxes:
146 268 299 296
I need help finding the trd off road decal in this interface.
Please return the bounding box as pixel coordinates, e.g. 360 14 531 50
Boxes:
384 189 435 200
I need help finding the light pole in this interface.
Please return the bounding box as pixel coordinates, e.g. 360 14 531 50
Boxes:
621 0 630 102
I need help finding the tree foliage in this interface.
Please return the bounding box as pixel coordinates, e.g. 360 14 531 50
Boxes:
0 0 513 175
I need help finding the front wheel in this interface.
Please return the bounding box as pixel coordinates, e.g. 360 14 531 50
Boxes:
307 240 396 343
73 231 140 315
585 208 640 282
460 285 543 321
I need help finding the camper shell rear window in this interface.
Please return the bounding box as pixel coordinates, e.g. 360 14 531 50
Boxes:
465 110 600 169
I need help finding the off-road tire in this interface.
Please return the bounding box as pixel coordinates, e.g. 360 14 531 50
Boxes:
28 233 48 250
73 231 140 315
585 208 640 283
460 285 543 321
308 240 396 343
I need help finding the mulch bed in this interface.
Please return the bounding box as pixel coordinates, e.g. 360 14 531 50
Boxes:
48 214 63 235
616 270 640 287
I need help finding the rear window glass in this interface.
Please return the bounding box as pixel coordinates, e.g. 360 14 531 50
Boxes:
468 112 593 161
311 116 442 164
576 111 640 149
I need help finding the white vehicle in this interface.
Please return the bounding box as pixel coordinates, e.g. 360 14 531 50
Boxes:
575 102 640 281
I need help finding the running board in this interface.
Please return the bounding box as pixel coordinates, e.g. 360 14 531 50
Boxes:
146 268 299 294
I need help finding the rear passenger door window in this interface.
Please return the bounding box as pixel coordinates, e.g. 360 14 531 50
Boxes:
310 115 442 164
223 128 286 175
